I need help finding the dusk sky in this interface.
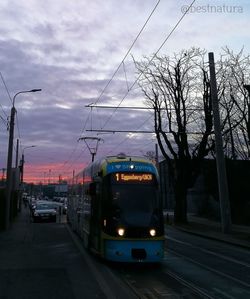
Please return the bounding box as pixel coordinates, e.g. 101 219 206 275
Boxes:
0 0 249 184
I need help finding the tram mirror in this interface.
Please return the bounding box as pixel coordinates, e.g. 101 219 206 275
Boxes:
89 183 96 196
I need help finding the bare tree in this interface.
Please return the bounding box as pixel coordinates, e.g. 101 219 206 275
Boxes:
134 48 213 224
217 47 250 159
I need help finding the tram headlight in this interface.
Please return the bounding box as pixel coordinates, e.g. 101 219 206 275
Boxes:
149 229 156 237
117 228 125 236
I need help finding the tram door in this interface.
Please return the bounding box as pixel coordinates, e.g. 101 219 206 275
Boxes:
89 182 101 252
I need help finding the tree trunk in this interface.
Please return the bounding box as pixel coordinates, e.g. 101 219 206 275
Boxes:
173 158 194 224
174 176 188 224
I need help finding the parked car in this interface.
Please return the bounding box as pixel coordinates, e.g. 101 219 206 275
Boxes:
32 202 57 223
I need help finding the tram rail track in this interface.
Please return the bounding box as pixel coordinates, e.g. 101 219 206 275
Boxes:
167 248 250 289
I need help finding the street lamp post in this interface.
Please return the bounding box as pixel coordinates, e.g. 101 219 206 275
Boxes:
20 145 37 184
19 145 36 210
5 89 41 229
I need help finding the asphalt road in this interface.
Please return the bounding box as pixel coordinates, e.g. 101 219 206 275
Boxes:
1 208 250 299
0 222 105 298
111 227 250 298
165 226 250 298
0 208 136 299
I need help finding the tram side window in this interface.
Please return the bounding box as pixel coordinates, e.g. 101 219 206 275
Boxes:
101 176 112 217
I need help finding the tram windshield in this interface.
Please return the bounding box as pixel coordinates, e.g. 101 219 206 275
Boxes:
107 173 161 227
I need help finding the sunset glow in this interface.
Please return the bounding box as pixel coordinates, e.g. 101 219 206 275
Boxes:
23 162 87 184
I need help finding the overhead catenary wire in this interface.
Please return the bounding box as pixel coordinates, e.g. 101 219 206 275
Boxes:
93 0 161 106
62 145 89 180
100 0 197 130
82 0 161 132
60 0 162 176
0 72 12 129
0 71 13 105
0 114 8 127
0 104 8 126
0 71 23 163
105 113 155 155
55 0 197 179
93 0 197 157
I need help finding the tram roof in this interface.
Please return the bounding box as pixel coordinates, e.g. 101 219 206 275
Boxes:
91 154 158 177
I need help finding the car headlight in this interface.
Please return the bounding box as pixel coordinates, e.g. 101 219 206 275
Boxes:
149 229 156 237
117 228 125 236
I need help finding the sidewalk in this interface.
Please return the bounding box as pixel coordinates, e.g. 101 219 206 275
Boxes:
164 211 250 249
0 206 107 299
0 205 32 245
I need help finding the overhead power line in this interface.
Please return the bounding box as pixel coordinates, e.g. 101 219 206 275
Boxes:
93 0 161 106
82 0 161 132
86 129 209 135
0 71 12 105
87 129 155 133
86 104 151 110
63 0 197 176
86 104 204 111
61 0 162 176
0 72 11 128
100 0 197 130
0 115 8 127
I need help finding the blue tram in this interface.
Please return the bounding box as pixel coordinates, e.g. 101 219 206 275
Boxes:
68 154 165 262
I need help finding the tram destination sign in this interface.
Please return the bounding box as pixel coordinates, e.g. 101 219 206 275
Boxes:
114 173 153 183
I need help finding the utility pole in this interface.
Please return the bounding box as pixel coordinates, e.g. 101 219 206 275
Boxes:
15 139 20 211
20 153 24 186
19 145 37 210
208 52 232 234
5 89 41 229
5 104 16 229
15 139 19 168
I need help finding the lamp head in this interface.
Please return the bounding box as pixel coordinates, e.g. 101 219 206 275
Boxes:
30 89 42 92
